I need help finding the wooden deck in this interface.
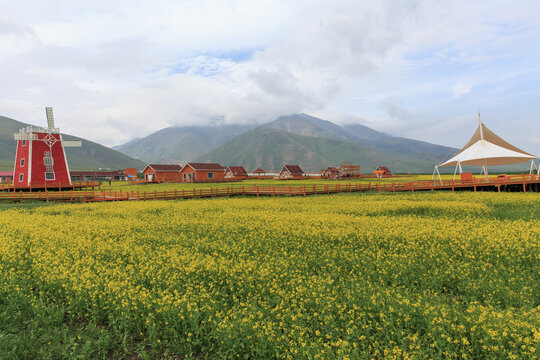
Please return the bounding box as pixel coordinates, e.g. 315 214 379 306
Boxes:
0 175 538 203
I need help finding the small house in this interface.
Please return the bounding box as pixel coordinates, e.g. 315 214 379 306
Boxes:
251 168 266 176
124 168 139 180
143 164 183 183
321 167 340 178
375 166 392 176
70 170 127 182
224 166 248 180
0 171 13 183
279 164 304 180
180 163 226 182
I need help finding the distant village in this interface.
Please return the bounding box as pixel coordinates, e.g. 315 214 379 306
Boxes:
60 163 390 184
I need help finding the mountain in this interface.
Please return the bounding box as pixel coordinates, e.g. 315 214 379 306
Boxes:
113 124 256 164
0 116 145 171
342 124 456 165
264 113 359 142
196 127 444 172
264 115 456 166
112 113 458 172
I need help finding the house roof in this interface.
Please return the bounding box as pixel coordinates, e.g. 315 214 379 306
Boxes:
146 164 183 172
376 166 391 174
0 171 13 176
252 168 265 173
184 163 225 171
226 166 248 175
281 164 304 175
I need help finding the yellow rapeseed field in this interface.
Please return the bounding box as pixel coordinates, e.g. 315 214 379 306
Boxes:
0 192 538 359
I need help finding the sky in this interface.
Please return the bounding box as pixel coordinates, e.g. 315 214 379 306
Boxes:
1 0 540 156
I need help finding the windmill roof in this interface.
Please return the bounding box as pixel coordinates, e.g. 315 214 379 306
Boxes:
440 122 536 167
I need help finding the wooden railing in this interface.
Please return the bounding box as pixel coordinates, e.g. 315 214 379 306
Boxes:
0 174 538 203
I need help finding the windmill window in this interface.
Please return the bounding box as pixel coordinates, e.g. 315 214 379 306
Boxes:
19 174 23 182
22 140 26 146
20 158 25 167
45 172 55 180
44 157 54 165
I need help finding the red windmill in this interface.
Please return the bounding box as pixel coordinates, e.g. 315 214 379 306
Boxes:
13 107 82 189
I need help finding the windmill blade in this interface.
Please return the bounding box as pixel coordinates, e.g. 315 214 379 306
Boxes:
62 140 82 147
14 133 38 140
46 107 55 129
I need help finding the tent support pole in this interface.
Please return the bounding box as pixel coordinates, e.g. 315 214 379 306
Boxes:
483 159 488 180
436 166 442 184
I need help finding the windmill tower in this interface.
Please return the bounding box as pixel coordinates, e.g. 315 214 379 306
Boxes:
13 107 82 189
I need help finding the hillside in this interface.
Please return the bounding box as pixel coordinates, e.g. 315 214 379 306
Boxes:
0 116 145 171
113 124 255 164
264 113 358 142
114 113 457 172
196 127 442 172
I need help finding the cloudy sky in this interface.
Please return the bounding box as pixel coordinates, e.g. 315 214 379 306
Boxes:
1 0 539 155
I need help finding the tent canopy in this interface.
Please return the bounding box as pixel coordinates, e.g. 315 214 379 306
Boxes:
439 120 536 168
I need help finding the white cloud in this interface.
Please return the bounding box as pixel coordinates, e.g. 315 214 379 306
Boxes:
452 83 473 97
0 0 539 156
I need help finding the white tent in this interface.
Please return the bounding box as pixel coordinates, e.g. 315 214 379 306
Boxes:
438 115 537 179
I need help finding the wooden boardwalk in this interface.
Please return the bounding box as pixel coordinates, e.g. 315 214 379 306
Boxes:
0 175 538 203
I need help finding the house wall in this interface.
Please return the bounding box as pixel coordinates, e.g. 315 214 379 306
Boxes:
156 171 182 183
180 167 225 182
124 168 138 179
143 168 156 182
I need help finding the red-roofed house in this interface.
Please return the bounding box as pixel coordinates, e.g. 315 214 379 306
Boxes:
0 171 13 183
224 166 248 180
251 168 265 176
375 166 392 176
279 164 304 180
143 164 182 183
180 163 226 182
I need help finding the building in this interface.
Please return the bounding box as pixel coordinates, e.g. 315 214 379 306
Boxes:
12 107 81 189
224 166 248 180
320 167 340 178
143 164 183 183
180 163 226 182
124 168 139 180
251 168 266 176
375 166 392 176
0 171 13 183
279 164 305 179
70 170 132 182
339 162 361 177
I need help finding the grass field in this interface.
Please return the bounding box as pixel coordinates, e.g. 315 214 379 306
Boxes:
98 175 452 193
0 192 538 359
